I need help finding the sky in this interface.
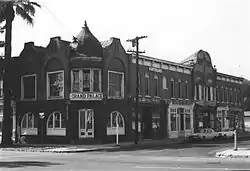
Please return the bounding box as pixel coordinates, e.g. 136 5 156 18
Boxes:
0 0 250 79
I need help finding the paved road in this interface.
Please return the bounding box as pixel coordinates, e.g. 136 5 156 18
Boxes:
0 140 250 171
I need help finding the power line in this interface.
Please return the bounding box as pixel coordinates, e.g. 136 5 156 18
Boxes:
127 36 147 144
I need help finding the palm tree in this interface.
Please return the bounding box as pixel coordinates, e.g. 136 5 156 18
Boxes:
0 0 40 145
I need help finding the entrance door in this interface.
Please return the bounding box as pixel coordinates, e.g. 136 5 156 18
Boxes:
79 109 94 138
142 107 152 139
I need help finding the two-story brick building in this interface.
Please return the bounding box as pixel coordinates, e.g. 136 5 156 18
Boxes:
12 22 133 144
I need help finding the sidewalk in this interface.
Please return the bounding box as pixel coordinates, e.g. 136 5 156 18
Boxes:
0 138 185 153
216 148 250 158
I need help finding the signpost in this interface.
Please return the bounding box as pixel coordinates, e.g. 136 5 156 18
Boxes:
39 112 44 144
116 114 119 145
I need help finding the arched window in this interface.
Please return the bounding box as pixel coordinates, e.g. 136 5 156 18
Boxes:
21 112 38 135
107 111 125 135
154 75 159 97
145 73 150 96
47 111 66 136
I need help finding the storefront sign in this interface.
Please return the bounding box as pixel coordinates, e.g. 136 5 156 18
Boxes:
149 67 162 73
70 92 103 101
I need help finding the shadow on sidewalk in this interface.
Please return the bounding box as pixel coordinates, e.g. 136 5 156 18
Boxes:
103 138 250 152
0 161 63 168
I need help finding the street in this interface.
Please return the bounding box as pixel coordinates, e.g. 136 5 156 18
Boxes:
0 140 250 171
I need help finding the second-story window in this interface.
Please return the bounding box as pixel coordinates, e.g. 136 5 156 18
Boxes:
108 71 124 98
145 73 150 96
0 80 3 98
21 74 36 100
47 71 64 99
178 80 181 98
185 82 188 99
138 73 142 95
71 69 101 93
162 76 167 90
153 75 159 97
170 79 174 98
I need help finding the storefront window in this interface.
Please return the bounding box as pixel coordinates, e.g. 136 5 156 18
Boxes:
185 114 191 129
170 113 177 131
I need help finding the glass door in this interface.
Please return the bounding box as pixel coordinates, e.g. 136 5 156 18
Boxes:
79 109 94 138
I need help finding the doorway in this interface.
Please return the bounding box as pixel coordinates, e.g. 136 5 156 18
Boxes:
78 109 94 138
141 107 152 139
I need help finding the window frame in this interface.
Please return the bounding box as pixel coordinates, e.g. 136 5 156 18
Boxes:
46 111 66 136
71 68 102 93
145 73 150 96
21 74 37 101
178 80 181 99
47 70 65 100
153 74 159 97
185 81 188 99
162 76 167 90
106 111 125 135
0 80 3 99
21 112 38 135
108 70 124 99
170 78 175 98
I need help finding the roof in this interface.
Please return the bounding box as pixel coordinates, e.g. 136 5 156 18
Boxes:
70 21 103 57
180 51 199 66
100 39 113 48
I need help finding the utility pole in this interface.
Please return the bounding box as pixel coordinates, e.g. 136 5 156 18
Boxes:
127 36 147 144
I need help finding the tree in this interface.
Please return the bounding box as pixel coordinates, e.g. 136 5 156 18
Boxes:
0 0 40 145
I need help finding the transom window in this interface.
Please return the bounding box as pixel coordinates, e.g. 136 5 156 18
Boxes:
47 111 66 136
21 112 38 135
108 71 124 98
71 69 101 93
21 74 36 100
107 111 125 135
47 71 64 99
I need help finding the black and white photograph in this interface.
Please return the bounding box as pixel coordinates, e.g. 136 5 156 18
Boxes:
0 0 250 170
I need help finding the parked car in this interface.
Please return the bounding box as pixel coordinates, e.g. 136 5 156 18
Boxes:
218 128 234 139
187 128 219 141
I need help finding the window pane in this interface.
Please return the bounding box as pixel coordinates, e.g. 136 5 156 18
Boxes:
118 114 123 127
80 111 85 129
107 114 111 128
48 72 64 97
86 110 93 130
170 113 176 131
28 114 33 128
82 70 90 92
72 70 80 92
170 81 174 98
93 70 100 92
112 112 117 127
145 74 150 96
48 115 53 128
54 113 60 128
0 80 3 98
23 76 35 99
185 114 191 129
22 115 27 128
108 72 123 98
